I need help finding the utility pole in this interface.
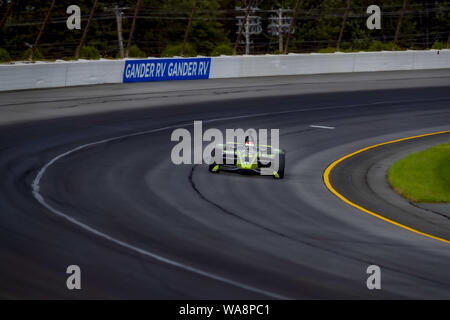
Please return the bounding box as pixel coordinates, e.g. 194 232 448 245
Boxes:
29 0 56 61
336 0 351 51
0 0 14 31
105 5 128 58
126 0 142 57
233 0 254 55
447 32 450 49
424 0 429 48
114 5 125 58
278 9 283 52
235 4 261 55
181 0 197 57
75 0 98 59
393 0 407 51
268 8 293 53
244 16 250 54
284 0 302 54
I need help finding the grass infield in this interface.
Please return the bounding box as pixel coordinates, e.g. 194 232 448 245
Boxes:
387 143 450 203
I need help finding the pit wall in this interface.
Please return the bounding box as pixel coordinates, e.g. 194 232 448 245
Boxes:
0 50 448 92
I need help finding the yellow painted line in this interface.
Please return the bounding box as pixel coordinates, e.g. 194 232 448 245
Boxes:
323 130 450 244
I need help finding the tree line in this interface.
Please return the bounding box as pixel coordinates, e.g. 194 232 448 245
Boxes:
0 0 448 61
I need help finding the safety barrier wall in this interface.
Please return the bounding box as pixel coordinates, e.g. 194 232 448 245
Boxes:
0 50 448 92
0 59 124 91
209 50 450 78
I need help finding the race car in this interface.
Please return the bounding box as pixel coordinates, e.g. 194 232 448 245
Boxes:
208 138 285 179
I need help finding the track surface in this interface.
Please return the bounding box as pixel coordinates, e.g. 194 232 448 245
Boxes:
1 71 450 299
330 132 450 241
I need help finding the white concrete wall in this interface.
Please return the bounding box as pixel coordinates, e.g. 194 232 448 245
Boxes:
0 50 448 92
412 50 450 70
0 59 124 91
65 60 124 87
210 50 450 78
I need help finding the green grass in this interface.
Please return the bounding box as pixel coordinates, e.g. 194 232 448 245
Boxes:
387 143 450 202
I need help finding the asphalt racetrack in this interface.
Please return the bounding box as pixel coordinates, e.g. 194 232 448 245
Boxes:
0 70 450 299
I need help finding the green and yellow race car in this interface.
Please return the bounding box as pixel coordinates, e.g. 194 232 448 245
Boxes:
208 138 285 179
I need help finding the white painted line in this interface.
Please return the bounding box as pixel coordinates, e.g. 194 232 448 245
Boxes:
310 125 335 130
32 122 290 300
